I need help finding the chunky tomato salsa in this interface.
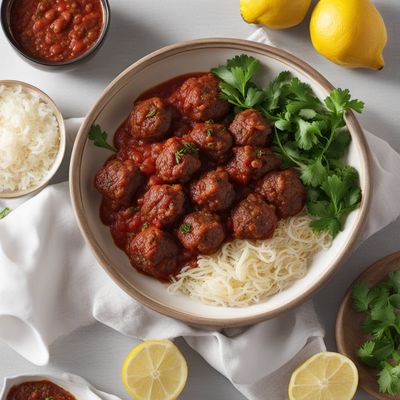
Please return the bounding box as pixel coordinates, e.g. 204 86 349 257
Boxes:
6 380 76 400
10 0 103 62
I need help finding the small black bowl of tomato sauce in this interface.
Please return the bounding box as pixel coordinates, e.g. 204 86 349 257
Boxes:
1 0 110 69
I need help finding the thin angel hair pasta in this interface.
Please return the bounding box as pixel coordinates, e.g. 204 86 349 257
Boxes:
168 213 331 307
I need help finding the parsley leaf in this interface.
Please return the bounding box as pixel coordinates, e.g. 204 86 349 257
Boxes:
324 88 364 116
211 55 265 109
0 207 11 219
351 282 372 312
180 223 191 234
146 108 157 118
352 272 400 394
88 124 116 152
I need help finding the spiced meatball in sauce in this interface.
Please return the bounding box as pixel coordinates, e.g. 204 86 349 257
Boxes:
126 227 179 280
190 168 235 212
140 184 185 227
177 211 225 255
226 146 281 185
155 137 201 183
232 193 278 240
256 169 307 218
95 159 142 206
94 71 308 282
129 97 172 142
188 122 233 163
229 109 271 146
172 73 231 121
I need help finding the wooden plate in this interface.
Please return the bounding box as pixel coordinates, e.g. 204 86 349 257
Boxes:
336 251 400 399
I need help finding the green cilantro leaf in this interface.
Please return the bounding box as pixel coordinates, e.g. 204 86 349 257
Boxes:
180 223 191 234
378 363 400 394
301 158 327 187
357 341 379 368
88 124 116 152
324 88 364 115
351 282 372 312
295 119 322 150
0 207 11 219
146 108 157 118
388 271 400 294
211 55 263 109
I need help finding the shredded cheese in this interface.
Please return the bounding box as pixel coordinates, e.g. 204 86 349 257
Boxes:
168 213 332 307
0 84 60 192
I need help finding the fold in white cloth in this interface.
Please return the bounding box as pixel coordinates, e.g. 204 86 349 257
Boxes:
1 33 400 400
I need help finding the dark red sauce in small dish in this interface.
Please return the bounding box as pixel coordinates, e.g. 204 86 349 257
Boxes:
10 0 104 62
6 380 76 400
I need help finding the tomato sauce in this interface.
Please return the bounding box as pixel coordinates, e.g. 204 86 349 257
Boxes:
10 0 104 62
6 380 76 400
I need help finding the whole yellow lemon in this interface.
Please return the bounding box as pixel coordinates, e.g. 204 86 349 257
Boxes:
310 0 387 69
240 0 312 29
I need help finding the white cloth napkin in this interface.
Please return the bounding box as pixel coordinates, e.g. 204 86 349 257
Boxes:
1 35 400 400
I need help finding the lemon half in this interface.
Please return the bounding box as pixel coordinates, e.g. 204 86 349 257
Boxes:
122 340 188 400
288 352 359 400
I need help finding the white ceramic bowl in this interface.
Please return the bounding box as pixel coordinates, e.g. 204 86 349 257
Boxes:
70 39 371 327
0 80 66 199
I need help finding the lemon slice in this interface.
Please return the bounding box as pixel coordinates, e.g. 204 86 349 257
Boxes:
122 340 188 400
288 352 358 400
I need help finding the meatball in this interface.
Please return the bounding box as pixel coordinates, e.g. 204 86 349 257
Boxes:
177 211 225 255
190 168 235 212
94 159 142 206
129 97 172 142
226 146 281 185
229 109 271 146
231 194 278 240
140 184 185 227
155 137 201 183
175 73 230 121
188 122 232 163
256 169 307 218
126 227 179 280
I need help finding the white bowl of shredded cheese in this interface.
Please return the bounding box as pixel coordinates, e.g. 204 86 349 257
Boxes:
0 81 65 198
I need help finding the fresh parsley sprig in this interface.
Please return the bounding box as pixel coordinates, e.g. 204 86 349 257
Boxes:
211 55 265 109
210 55 364 237
88 124 116 152
351 273 400 394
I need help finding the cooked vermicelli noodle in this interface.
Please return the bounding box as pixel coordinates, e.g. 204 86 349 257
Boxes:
168 213 331 307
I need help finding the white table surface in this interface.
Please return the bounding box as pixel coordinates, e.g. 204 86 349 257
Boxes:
0 0 399 399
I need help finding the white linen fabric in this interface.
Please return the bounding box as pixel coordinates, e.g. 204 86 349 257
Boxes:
1 32 400 399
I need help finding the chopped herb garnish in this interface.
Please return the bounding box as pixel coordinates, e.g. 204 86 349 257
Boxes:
351 272 400 394
146 108 157 118
0 207 11 219
255 149 264 158
142 222 149 229
45 397 53 400
210 55 364 237
175 142 199 164
180 223 191 234
206 128 214 137
88 124 116 152
206 119 214 124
